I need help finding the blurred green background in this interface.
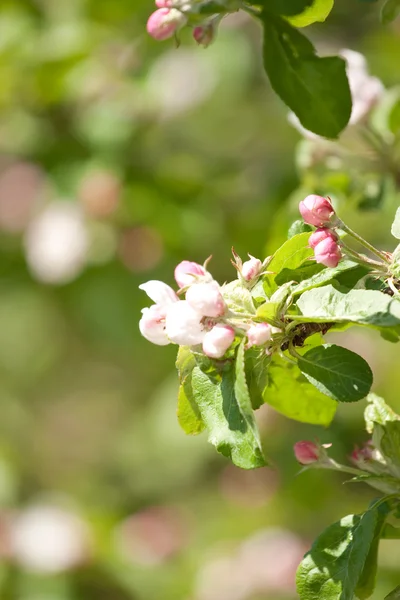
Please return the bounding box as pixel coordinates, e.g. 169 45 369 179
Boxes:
0 0 400 598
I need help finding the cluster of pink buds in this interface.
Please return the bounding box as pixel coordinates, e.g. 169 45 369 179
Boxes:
146 0 219 47
299 195 342 268
139 256 275 359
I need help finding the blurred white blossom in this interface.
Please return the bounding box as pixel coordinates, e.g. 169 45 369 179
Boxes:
11 505 90 573
24 202 89 284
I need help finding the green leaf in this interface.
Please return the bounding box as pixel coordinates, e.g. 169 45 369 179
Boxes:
288 0 334 27
365 393 400 433
222 280 256 315
176 347 205 435
349 473 400 495
296 285 400 327
262 354 336 425
288 219 313 238
245 347 271 410
297 344 373 403
389 98 400 133
297 499 393 600
291 260 360 295
374 421 400 478
191 363 266 469
261 14 351 138
385 586 400 600
381 0 400 23
263 232 313 295
253 0 313 16
391 207 400 239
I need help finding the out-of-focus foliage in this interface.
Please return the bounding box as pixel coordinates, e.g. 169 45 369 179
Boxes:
0 0 399 598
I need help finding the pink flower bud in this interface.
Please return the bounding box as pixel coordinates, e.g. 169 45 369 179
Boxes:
156 0 172 6
146 8 187 41
351 441 374 465
308 228 338 250
202 325 235 359
247 323 272 347
174 260 206 288
186 281 226 317
193 24 215 48
314 237 342 268
139 305 170 346
294 441 321 465
299 195 335 227
241 256 263 282
165 300 205 346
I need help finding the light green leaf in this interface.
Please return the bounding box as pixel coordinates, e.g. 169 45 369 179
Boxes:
296 285 400 327
385 586 400 600
381 0 400 24
297 344 373 403
222 280 256 315
261 14 351 138
252 0 313 16
176 347 205 435
349 473 400 495
297 500 393 600
262 354 336 425
365 393 400 433
191 364 266 469
374 421 400 478
288 0 334 27
291 260 360 295
263 232 313 295
288 219 313 238
391 207 400 239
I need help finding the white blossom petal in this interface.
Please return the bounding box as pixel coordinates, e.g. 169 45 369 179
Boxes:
165 300 205 346
139 280 178 305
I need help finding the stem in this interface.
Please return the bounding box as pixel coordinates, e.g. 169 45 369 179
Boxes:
388 278 400 296
324 459 365 477
339 240 389 272
337 219 390 264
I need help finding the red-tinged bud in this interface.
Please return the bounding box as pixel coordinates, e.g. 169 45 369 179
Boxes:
174 260 206 288
193 24 215 48
314 237 342 268
247 323 272 347
241 256 263 282
294 441 321 465
186 281 226 317
202 324 235 359
299 195 335 227
309 228 338 250
146 8 187 41
351 441 374 464
156 0 172 6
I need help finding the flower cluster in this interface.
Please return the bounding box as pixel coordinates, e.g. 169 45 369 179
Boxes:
146 0 220 47
139 255 275 358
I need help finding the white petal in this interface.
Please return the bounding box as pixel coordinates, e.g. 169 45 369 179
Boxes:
139 280 178 305
165 301 205 346
139 306 170 346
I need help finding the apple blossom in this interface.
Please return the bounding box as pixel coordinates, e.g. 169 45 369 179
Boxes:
139 280 178 305
299 195 335 227
241 256 263 282
186 281 226 317
293 441 321 465
314 237 342 268
165 300 206 346
202 324 235 359
139 305 170 346
146 8 187 41
308 228 338 250
247 323 272 347
174 260 206 288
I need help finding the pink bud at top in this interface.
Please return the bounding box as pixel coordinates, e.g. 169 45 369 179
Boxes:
193 24 215 48
146 8 187 41
299 195 335 227
314 237 342 268
202 324 235 359
155 0 172 6
165 300 205 346
186 281 226 317
294 441 321 465
308 228 338 250
247 323 272 347
139 305 170 346
241 256 263 282
174 260 206 288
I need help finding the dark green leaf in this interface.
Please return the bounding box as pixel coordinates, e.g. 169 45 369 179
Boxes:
297 344 373 403
261 15 351 138
381 0 400 23
191 363 266 469
297 499 393 600
262 354 337 425
296 285 400 327
244 347 271 409
291 260 360 295
263 232 313 295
